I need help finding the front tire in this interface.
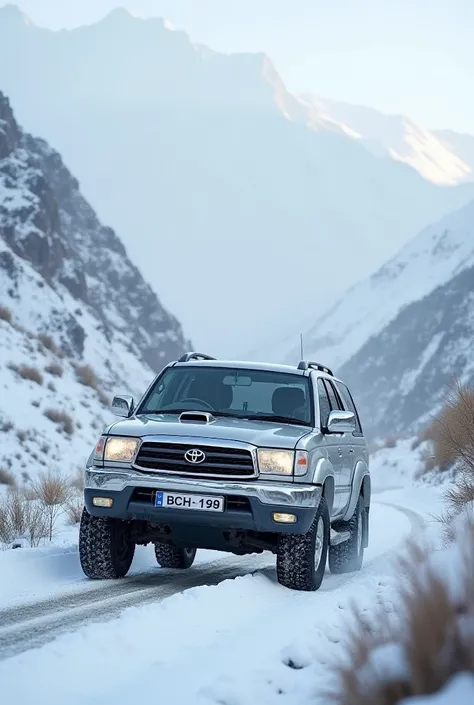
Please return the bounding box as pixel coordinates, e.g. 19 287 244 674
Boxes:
328 495 366 575
154 543 197 569
79 509 135 579
276 497 330 591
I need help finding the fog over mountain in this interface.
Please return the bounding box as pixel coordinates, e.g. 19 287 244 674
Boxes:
0 4 473 355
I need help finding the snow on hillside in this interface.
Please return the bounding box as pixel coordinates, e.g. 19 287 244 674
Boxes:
0 285 148 489
0 91 187 489
301 96 474 186
341 256 474 438
284 198 474 372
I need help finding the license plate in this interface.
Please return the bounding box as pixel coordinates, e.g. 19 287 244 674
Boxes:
154 491 225 512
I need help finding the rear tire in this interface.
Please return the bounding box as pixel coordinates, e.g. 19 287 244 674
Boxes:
154 543 197 569
328 495 365 575
79 509 135 579
276 497 329 591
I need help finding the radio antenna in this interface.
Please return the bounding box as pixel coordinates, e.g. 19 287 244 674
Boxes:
300 333 304 360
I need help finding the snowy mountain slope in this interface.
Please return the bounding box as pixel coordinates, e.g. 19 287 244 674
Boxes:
1 6 473 355
435 129 474 180
283 198 474 371
0 91 188 488
301 96 474 186
340 258 474 439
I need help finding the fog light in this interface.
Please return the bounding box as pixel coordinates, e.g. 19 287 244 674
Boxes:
92 497 114 508
273 512 297 524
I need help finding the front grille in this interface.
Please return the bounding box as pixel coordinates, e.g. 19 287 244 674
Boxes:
134 442 255 478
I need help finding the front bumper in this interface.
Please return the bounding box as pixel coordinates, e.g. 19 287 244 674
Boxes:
85 468 321 534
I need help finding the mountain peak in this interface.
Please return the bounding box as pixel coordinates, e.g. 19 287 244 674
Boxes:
0 3 33 26
100 7 135 24
99 8 175 32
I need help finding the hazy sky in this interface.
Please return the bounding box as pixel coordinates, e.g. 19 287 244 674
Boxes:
14 0 474 133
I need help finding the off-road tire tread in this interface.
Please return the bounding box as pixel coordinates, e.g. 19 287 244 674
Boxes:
328 495 365 575
154 543 197 569
276 497 329 592
79 508 135 579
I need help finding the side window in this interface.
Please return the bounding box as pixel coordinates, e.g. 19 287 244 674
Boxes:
324 379 343 411
334 382 363 435
317 379 331 429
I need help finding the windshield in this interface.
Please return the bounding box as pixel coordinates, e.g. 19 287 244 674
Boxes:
139 366 313 426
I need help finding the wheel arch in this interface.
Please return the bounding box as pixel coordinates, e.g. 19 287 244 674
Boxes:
311 457 335 516
342 460 370 522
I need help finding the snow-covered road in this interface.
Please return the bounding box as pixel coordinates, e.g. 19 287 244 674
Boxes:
0 488 440 705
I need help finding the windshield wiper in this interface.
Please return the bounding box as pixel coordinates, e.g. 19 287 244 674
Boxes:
247 414 309 426
142 410 308 426
142 408 190 414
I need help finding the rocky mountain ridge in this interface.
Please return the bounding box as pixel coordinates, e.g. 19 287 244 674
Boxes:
283 198 474 373
0 90 188 487
340 255 474 439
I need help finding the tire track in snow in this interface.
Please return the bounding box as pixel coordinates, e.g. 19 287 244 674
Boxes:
0 555 269 659
0 500 425 660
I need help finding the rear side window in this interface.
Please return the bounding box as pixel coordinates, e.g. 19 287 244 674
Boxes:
323 379 343 411
334 381 363 436
317 379 331 429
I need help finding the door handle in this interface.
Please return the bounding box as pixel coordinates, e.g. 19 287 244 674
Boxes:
338 448 343 456
349 448 354 454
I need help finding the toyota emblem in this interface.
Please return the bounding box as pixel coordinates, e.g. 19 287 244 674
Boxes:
184 448 206 464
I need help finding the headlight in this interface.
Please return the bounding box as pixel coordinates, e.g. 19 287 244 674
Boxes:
257 449 294 475
104 437 140 462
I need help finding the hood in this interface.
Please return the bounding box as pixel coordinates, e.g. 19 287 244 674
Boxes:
106 414 310 449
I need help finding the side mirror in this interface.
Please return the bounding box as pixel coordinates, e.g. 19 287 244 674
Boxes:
326 410 355 434
111 395 134 418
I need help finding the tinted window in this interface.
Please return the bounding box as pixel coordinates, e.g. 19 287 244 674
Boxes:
139 366 313 426
317 379 331 428
334 381 363 435
324 379 342 411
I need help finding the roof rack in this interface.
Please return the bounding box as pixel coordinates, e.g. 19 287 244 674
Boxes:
297 360 334 376
178 352 216 363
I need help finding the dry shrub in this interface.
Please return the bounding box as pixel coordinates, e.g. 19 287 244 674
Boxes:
18 365 43 385
427 381 474 472
44 408 74 435
384 436 397 449
75 364 98 390
0 305 12 323
331 536 474 705
0 491 49 547
45 362 63 378
0 467 16 487
30 473 72 541
426 382 474 527
37 333 58 354
65 495 84 525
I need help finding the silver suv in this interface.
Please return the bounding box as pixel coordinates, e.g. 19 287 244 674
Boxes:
80 353 370 591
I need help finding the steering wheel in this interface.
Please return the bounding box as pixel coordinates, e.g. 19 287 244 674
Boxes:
180 398 215 411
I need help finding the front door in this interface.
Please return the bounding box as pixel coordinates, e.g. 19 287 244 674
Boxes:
322 378 352 513
317 379 344 511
